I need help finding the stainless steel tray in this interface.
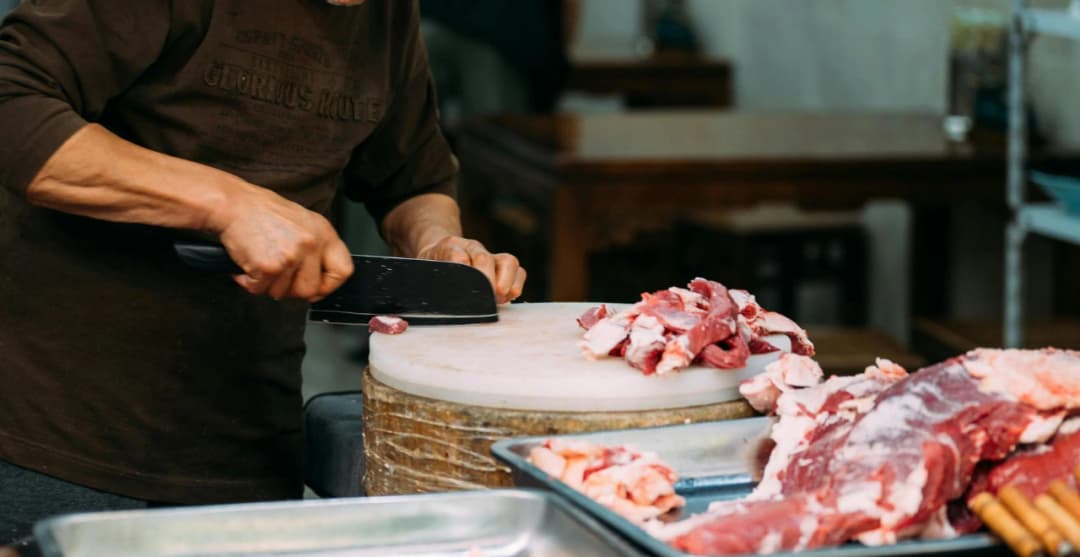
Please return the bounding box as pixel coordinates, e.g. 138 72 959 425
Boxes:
492 418 1008 557
34 489 644 556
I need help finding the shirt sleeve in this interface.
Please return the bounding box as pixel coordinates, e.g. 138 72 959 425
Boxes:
343 0 458 226
0 0 170 194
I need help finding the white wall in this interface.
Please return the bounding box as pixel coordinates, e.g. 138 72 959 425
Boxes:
574 0 1079 143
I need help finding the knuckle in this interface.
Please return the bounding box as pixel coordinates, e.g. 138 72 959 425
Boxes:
252 261 278 276
296 232 318 250
282 244 304 261
323 273 347 289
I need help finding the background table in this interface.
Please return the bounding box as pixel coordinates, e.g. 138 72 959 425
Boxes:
455 111 1005 303
567 53 733 108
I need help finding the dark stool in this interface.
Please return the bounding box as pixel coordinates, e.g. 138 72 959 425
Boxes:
303 391 366 498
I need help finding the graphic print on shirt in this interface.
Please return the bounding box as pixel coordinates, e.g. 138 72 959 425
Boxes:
189 3 389 183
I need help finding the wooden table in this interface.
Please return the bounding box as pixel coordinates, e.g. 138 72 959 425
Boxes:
913 319 1080 363
454 111 1017 307
567 53 733 108
809 327 927 375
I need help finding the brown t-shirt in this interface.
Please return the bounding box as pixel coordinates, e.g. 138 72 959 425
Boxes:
0 0 456 503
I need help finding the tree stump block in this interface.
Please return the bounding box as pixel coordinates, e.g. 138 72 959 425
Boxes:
362 368 755 496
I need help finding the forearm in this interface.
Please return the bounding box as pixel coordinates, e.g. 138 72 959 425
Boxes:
379 192 462 258
26 124 247 234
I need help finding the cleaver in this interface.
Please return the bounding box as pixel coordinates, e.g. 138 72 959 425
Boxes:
174 241 498 325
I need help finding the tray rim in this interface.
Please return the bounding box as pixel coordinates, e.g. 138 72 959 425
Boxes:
491 419 1003 557
33 487 646 557
1031 170 1080 213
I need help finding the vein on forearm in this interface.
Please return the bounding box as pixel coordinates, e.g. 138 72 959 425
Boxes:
379 192 461 258
26 124 238 233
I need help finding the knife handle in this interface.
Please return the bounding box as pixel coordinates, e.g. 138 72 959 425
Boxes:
174 241 244 274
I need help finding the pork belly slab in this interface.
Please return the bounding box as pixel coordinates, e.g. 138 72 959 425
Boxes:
667 348 1080 555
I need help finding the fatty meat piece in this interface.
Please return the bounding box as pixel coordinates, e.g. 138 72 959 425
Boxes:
528 439 685 523
368 315 408 335
739 354 826 414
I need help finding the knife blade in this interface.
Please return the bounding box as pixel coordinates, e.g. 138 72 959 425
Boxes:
174 241 498 325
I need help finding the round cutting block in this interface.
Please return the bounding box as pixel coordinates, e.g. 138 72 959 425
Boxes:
368 302 788 412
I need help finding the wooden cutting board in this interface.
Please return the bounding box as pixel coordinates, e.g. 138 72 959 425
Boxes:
369 302 788 412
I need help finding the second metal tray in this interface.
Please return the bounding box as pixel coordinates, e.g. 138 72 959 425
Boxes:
34 488 644 557
492 418 1007 557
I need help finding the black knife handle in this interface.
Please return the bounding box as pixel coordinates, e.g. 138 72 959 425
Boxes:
174 241 243 274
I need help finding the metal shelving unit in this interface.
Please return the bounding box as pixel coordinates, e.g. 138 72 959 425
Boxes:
1004 1 1080 347
1026 7 1080 40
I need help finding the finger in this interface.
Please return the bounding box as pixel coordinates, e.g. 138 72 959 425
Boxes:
234 273 272 296
509 267 527 302
291 250 323 301
466 246 497 293
267 264 299 300
316 238 354 299
493 254 520 303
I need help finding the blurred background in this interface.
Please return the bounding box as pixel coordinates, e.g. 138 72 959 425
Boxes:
338 0 1080 381
3 0 1077 392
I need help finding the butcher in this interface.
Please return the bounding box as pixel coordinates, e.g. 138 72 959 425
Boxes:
0 0 525 549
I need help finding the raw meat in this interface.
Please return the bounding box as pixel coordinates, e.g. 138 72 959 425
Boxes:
577 279 813 374
729 289 815 356
577 304 609 330
968 416 1080 500
666 348 1080 555
738 354 825 414
528 439 685 523
368 315 408 335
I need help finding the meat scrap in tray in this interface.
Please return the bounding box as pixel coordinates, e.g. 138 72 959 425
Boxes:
577 278 813 375
534 347 1080 556
528 439 685 523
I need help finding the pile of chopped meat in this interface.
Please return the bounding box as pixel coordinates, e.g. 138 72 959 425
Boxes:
528 438 685 523
661 348 1080 555
577 278 814 375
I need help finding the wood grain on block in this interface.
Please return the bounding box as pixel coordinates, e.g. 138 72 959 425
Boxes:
362 368 754 496
368 302 788 412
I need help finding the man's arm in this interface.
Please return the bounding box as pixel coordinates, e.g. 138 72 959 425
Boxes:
28 125 353 301
0 2 351 301
345 0 526 303
381 192 526 303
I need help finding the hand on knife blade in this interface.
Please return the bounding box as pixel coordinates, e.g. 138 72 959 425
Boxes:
174 241 498 325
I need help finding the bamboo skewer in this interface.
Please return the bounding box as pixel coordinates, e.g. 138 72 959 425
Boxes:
1000 486 1073 557
1049 481 1080 524
1035 495 1080 551
971 492 1047 557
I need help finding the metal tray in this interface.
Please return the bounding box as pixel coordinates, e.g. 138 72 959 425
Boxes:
34 489 644 557
492 419 1008 557
1032 170 1080 215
